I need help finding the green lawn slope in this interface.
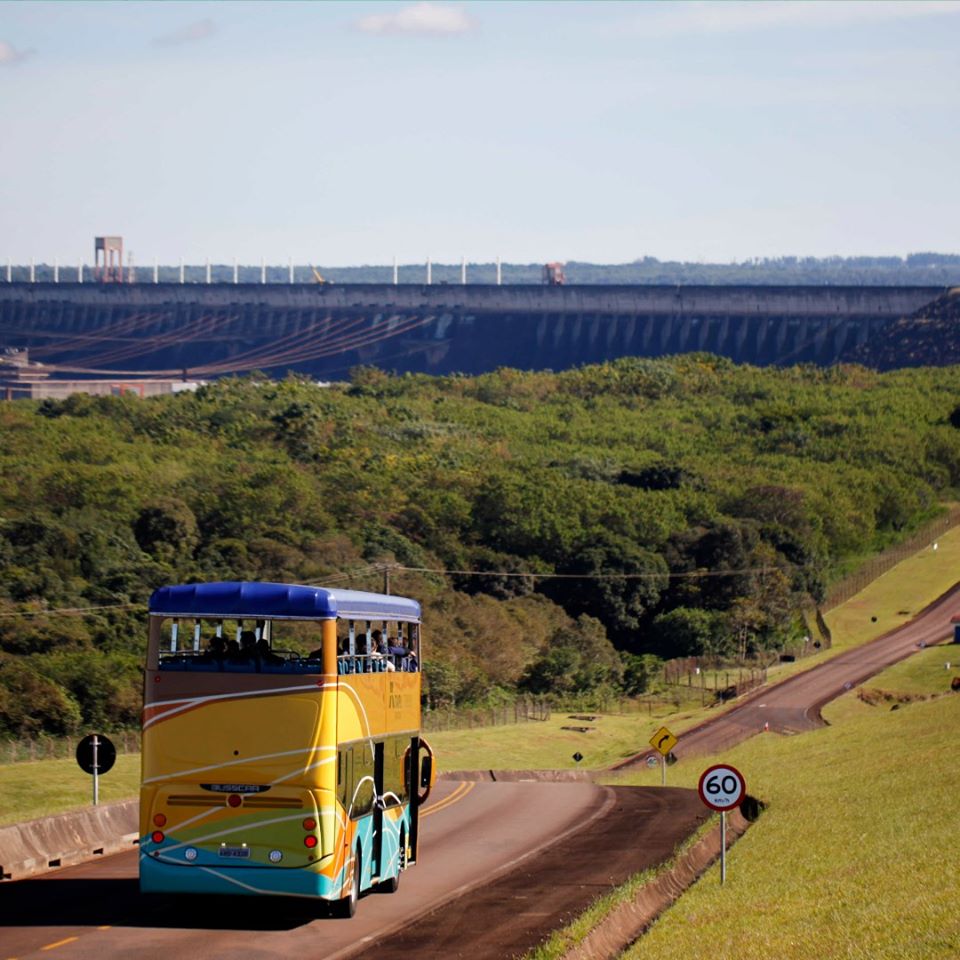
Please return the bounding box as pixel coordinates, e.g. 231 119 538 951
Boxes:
0 754 140 827
521 528 960 959
617 681 959 959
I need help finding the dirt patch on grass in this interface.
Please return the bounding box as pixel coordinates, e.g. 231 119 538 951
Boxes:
858 685 960 710
858 687 930 707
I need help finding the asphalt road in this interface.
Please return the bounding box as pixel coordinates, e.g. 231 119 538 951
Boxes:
0 779 708 960
3 585 956 959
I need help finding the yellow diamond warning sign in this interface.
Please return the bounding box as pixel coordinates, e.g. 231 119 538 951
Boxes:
649 726 677 757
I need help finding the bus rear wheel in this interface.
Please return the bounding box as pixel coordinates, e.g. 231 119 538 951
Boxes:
378 828 404 894
334 848 361 918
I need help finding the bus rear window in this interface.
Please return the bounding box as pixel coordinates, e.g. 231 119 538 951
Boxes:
157 618 324 674
154 616 420 675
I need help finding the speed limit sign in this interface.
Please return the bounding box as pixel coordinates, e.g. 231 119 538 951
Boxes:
697 764 746 812
698 764 746 885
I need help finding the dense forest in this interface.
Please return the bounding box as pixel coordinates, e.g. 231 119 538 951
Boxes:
8 253 960 286
2 355 960 737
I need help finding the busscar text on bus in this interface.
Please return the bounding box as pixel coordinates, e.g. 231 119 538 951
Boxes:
139 582 436 917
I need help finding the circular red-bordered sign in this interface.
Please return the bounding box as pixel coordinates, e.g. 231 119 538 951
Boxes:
697 764 746 811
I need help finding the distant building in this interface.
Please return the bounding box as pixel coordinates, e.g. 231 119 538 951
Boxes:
0 349 201 401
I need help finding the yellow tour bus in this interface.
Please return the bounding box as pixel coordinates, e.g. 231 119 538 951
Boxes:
140 581 434 917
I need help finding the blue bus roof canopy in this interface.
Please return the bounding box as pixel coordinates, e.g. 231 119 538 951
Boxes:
149 582 421 623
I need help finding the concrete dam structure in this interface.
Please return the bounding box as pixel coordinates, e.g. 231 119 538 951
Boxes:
0 282 945 379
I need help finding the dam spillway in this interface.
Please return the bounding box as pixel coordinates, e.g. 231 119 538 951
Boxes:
0 282 945 378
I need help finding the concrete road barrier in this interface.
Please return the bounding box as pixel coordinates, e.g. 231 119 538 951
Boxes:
0 799 138 881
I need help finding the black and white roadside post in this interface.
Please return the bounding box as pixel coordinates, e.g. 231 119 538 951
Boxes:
697 763 746 885
76 734 117 806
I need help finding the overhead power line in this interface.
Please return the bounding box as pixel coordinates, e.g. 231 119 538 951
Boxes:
0 563 792 620
393 564 791 580
0 602 145 620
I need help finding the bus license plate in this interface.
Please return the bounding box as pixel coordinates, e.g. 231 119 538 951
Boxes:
219 846 250 859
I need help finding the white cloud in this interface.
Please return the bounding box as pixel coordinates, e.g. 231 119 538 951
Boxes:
635 1 960 37
153 19 218 47
0 40 35 66
356 3 476 37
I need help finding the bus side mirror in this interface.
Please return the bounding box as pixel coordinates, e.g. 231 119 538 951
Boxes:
420 755 433 790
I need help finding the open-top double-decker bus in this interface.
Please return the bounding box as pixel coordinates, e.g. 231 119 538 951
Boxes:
140 581 434 917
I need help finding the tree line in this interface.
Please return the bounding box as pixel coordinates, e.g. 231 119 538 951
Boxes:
2 354 960 737
5 253 959 286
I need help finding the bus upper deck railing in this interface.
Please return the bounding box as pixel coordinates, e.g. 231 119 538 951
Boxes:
158 652 419 674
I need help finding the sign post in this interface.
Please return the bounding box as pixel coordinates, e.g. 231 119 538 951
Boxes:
76 734 117 806
649 726 677 786
697 763 746 885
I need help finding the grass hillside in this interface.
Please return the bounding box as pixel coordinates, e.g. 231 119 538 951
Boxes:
823 524 960 652
520 532 960 959
519 645 960 960
615 682 959 960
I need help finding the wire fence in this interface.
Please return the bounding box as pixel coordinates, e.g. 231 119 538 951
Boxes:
421 685 758 734
822 506 960 611
660 661 769 706
423 697 551 733
0 729 141 765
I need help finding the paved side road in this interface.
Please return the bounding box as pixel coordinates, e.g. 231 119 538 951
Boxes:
621 582 960 763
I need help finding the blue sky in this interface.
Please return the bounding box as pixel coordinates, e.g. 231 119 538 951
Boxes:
1 1 958 266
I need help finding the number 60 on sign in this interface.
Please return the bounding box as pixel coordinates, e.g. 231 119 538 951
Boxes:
697 764 746 811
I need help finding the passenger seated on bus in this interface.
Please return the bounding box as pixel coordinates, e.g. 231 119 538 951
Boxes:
370 633 396 672
202 635 227 661
225 637 241 657
234 630 257 661
387 638 409 658
256 636 283 666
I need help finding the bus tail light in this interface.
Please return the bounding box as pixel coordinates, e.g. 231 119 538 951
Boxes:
302 817 316 831
303 835 318 849
153 813 167 827
151 831 165 844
